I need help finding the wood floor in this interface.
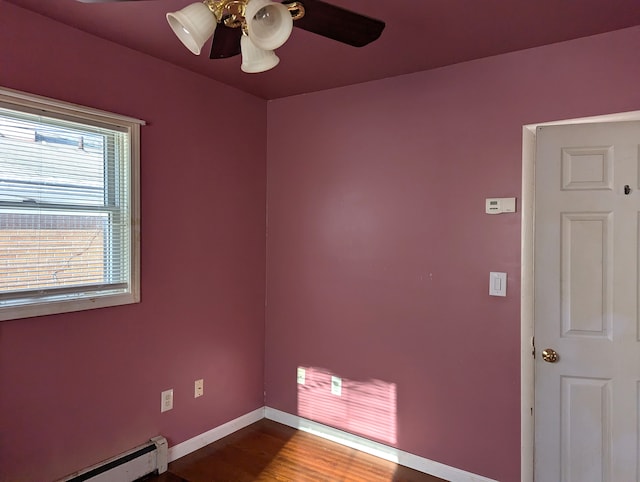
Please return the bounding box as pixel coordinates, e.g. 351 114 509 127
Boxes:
143 419 448 482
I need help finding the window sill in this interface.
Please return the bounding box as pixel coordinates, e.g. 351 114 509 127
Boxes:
0 291 140 322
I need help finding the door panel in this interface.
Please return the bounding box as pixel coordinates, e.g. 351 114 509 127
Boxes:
561 376 612 482
561 212 612 338
534 121 640 482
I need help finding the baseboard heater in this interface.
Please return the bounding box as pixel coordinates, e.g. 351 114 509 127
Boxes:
60 436 168 482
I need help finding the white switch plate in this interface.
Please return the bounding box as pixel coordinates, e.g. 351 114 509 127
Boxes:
194 379 204 398
331 376 342 396
161 389 173 412
489 272 507 296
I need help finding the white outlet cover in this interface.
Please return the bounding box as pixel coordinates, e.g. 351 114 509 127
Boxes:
161 389 173 412
194 379 204 398
297 367 306 385
331 376 342 396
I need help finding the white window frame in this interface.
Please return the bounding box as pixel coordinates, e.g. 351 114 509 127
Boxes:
0 87 143 321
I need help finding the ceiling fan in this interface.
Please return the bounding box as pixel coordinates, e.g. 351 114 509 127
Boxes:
77 0 385 73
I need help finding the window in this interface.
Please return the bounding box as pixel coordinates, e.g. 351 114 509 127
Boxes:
0 87 143 321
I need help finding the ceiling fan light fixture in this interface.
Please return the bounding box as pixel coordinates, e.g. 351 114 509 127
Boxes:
244 0 293 51
167 2 217 55
240 35 280 73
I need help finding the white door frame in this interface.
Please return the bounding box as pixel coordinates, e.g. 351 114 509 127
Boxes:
520 109 640 482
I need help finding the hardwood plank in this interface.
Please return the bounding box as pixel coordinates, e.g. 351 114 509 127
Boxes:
144 419 448 482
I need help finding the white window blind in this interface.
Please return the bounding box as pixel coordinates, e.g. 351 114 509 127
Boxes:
0 88 143 321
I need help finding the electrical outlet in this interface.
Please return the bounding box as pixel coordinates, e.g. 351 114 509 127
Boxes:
161 389 173 412
194 379 204 398
331 376 342 396
297 367 306 385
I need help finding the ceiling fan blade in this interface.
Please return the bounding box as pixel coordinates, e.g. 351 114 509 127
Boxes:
209 25 242 59
285 0 385 47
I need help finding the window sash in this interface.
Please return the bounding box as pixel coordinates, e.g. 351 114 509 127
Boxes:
0 103 128 209
0 208 129 295
0 87 143 321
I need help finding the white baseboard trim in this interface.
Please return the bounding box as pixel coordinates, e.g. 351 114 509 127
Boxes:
167 406 497 482
265 407 498 482
168 407 265 462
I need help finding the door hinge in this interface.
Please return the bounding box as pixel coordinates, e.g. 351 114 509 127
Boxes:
531 336 535 359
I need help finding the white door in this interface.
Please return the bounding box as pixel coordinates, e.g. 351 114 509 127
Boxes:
534 121 640 482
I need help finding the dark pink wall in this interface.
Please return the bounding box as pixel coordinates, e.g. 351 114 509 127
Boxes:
0 2 266 481
265 26 640 482
3 2 640 480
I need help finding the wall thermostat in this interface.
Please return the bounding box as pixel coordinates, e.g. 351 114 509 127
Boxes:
486 197 516 214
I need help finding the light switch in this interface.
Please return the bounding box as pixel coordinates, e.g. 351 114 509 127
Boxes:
489 272 507 297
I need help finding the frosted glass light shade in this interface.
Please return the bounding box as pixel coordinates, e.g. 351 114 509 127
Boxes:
245 0 293 51
241 35 280 73
167 2 217 55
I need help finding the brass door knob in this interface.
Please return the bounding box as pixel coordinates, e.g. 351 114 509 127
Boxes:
542 348 559 363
